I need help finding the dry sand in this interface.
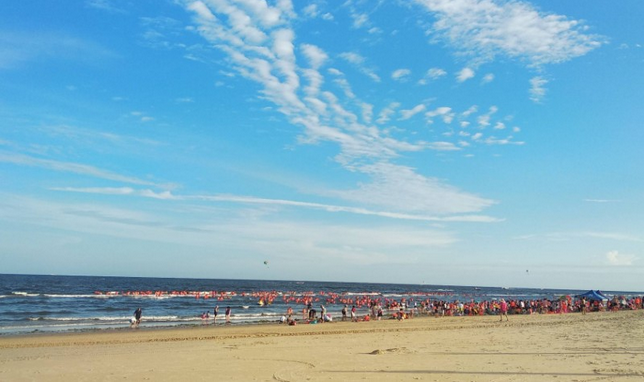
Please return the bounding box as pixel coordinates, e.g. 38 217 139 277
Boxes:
1 311 643 381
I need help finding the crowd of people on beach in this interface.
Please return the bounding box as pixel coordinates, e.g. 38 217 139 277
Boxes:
128 290 643 328
276 294 644 325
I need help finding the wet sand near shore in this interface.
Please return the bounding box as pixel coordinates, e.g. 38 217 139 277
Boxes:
2 311 643 381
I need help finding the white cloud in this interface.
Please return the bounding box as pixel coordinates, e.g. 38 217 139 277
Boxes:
461 105 478 117
195 193 496 222
376 102 400 124
425 106 454 124
329 162 497 215
361 103 374 124
392 68 411 81
584 199 620 203
476 105 498 127
427 67 446 79
52 187 176 200
301 44 328 69
52 187 498 223
456 67 475 82
483 136 524 145
481 73 494 84
333 77 356 98
365 71 381 82
419 67 447 84
86 0 126 13
520 231 642 243
529 76 548 102
400 104 426 120
583 232 642 242
187 1 215 20
339 51 381 82
339 51 364 65
0 152 161 187
351 13 369 29
477 114 490 127
606 250 638 266
302 4 318 18
415 0 605 66
427 141 461 151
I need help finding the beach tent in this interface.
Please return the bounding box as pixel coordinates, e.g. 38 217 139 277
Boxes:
577 290 609 301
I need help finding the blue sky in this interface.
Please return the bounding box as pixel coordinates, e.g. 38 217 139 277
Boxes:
1 0 642 291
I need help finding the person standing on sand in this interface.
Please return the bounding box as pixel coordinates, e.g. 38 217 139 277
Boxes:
341 305 348 321
580 298 587 315
499 299 508 322
351 305 357 322
225 306 231 324
131 307 142 328
213 305 219 324
320 304 326 320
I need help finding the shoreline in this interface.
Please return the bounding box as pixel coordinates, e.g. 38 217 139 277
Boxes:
1 309 640 345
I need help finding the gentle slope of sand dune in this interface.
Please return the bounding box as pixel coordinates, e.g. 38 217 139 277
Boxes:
2 311 643 381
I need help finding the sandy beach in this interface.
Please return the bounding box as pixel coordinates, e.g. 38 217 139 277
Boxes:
1 311 643 381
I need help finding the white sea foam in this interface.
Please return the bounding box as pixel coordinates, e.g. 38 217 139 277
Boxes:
12 292 40 297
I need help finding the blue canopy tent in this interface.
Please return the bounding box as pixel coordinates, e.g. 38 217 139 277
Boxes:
577 290 609 301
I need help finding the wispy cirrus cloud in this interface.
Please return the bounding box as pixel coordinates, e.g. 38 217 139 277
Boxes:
51 186 501 223
419 67 447 84
0 152 162 187
392 68 411 82
415 0 605 67
517 231 642 242
529 76 548 103
584 198 621 203
481 73 494 84
86 0 126 14
326 162 496 215
51 187 175 200
0 30 117 69
182 0 496 218
427 67 446 79
400 104 426 121
339 51 381 82
425 106 454 124
0 193 458 266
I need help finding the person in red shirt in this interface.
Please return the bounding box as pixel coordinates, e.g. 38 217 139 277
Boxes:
499 299 509 322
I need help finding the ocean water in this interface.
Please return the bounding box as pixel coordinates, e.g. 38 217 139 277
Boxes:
0 274 639 336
